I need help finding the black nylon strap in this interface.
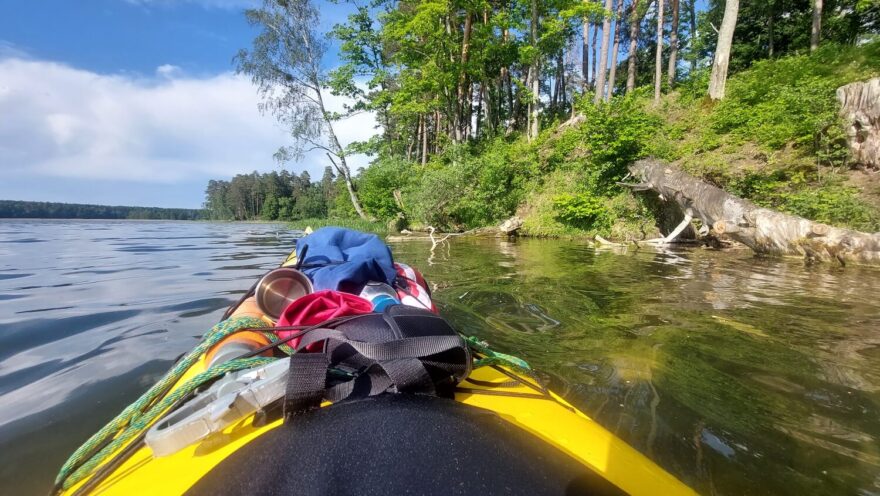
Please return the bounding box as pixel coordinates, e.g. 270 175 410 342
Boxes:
284 353 330 418
382 358 435 395
282 319 471 423
293 328 467 362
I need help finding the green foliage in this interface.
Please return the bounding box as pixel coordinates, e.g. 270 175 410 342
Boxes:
779 184 880 232
204 170 332 221
729 170 880 232
571 91 663 190
0 200 203 220
356 158 408 220
552 193 611 231
405 139 529 230
287 217 389 235
221 2 880 239
711 41 880 153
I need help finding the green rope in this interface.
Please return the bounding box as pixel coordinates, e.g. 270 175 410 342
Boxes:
56 324 532 490
55 316 267 489
62 356 274 490
464 336 531 371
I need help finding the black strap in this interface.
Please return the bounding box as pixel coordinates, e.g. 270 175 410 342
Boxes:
284 353 329 418
282 328 470 419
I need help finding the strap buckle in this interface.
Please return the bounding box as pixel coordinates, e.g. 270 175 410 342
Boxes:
145 358 289 457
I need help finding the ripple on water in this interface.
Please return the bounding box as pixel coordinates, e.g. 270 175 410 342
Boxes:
1 225 879 496
0 309 142 362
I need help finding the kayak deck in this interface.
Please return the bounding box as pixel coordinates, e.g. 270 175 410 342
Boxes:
65 355 694 496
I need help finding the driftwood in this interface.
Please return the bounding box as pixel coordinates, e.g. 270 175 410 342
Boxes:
498 216 524 235
837 78 880 169
624 159 880 265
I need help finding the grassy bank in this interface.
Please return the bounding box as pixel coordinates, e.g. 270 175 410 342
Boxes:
347 40 880 240
288 217 388 236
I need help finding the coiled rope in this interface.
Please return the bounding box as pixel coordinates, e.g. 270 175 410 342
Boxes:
55 316 271 491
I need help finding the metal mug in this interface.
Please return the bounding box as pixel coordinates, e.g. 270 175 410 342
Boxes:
255 267 313 320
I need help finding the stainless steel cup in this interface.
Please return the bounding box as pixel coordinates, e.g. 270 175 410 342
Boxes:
255 267 313 320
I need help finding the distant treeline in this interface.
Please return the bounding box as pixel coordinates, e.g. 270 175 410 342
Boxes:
204 168 345 221
0 200 204 220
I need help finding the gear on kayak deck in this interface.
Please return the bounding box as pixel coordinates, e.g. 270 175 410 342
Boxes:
53 228 697 496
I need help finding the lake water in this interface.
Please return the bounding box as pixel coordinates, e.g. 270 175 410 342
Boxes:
1 220 879 495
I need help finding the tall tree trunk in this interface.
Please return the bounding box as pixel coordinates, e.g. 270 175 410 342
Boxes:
666 0 680 87
552 55 560 109
406 122 416 161
688 0 697 72
811 0 823 52
653 0 665 104
501 23 515 132
421 114 428 166
768 7 774 57
558 50 566 110
455 13 473 142
626 0 642 93
434 110 441 154
416 115 424 162
708 0 739 101
582 11 590 91
315 87 366 219
528 0 540 141
594 0 615 104
606 0 625 101
591 23 599 88
476 83 484 138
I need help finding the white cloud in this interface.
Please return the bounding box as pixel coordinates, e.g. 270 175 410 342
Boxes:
156 63 183 78
0 57 377 185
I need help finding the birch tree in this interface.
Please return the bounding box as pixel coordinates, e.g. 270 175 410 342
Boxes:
594 0 615 103
666 0 679 87
237 0 368 218
625 0 642 93
708 0 739 100
528 0 540 141
811 0 823 51
605 0 625 101
653 0 664 104
582 4 591 90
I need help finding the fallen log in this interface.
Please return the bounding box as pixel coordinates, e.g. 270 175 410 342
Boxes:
624 159 880 265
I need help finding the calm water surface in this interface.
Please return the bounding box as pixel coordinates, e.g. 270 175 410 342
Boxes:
1 220 879 495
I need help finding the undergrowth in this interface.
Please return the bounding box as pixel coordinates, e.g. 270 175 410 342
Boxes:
346 40 880 237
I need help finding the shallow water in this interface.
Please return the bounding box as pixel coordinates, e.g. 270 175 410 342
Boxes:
1 220 879 495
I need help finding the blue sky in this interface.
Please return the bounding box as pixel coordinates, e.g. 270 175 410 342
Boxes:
0 0 688 209
0 0 372 208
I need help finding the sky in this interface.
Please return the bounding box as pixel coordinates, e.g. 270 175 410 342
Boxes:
0 0 375 208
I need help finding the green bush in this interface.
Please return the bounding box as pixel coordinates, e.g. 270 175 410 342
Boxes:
777 183 880 232
357 157 409 220
711 41 880 153
404 139 528 229
730 170 880 232
552 193 611 231
573 90 663 191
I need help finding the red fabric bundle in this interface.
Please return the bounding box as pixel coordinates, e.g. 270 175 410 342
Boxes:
276 290 373 349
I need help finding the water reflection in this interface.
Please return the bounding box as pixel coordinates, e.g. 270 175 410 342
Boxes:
1 224 879 495
0 220 293 495
389 236 880 496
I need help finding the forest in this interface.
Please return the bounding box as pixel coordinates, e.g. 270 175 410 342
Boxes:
204 0 880 238
0 200 204 220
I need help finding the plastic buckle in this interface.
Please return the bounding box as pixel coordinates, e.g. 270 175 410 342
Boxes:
145 358 289 457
